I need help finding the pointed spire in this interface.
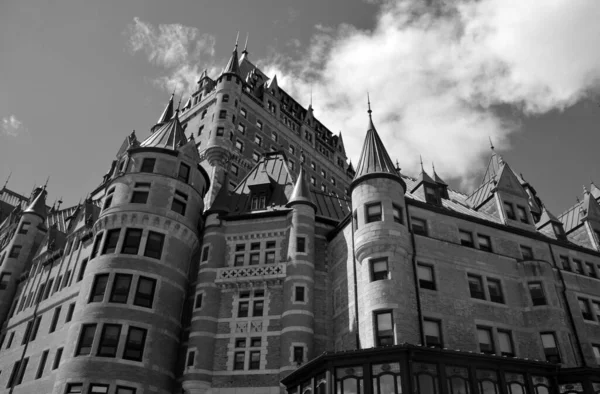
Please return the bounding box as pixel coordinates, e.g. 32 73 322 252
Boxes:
153 93 175 132
352 95 404 190
241 33 249 57
287 166 316 211
24 187 48 220
222 34 241 76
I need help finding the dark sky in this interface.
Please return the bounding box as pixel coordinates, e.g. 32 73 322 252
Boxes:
1 0 599 216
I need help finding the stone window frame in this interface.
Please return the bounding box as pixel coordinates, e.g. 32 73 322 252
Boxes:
540 331 561 364
292 284 308 305
417 262 436 291
410 217 428 236
236 289 266 318
519 245 534 260
186 348 196 369
290 342 308 366
194 291 205 310
365 201 383 223
374 310 395 347
476 325 495 354
369 257 389 282
458 229 474 247
527 281 547 306
423 317 443 348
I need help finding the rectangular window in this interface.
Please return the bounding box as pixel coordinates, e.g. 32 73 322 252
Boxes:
35 349 49 379
22 321 32 345
123 327 147 361
424 319 442 348
187 350 195 367
573 259 584 275
91 233 103 259
297 237 306 253
171 190 188 216
237 123 246 134
77 258 88 282
560 255 571 271
253 300 264 316
392 204 403 224
249 351 260 370
498 330 515 357
140 158 156 173
424 186 438 204
249 253 260 265
252 151 260 162
468 274 485 300
116 387 136 394
579 298 594 320
487 278 504 303
66 303 75 322
417 264 435 290
18 221 30 235
219 110 227 119
504 202 516 220
541 332 561 363
592 301 600 319
76 324 97 356
103 195 112 211
194 293 203 309
14 357 28 386
89 385 109 394
6 361 20 388
144 231 165 260
6 331 14 348
121 229 142 255
89 274 109 303
131 183 150 204
477 234 492 252
374 311 394 346
234 352 245 370
238 301 249 318
411 218 428 236
102 229 120 255
110 274 132 303
366 202 382 223
234 254 244 266
459 230 474 247
133 277 156 308
9 245 21 258
520 245 534 260
235 140 244 152
29 315 41 342
516 205 529 223
370 258 389 281
477 326 494 354
240 108 247 118
178 163 191 183
97 324 121 357
593 344 600 365
294 286 305 302
254 135 262 146
217 127 224 136
265 251 275 264
586 262 597 278
293 346 304 364
52 347 63 369
0 273 11 290
49 306 61 333
231 164 239 176
201 246 209 262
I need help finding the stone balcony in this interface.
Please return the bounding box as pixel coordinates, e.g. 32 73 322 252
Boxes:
215 262 286 288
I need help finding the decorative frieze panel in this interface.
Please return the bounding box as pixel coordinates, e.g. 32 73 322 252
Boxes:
215 263 286 287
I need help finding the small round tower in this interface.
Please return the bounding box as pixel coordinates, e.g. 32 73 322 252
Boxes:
349 101 418 348
53 115 209 393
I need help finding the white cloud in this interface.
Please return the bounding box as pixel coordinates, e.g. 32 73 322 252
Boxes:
126 17 217 93
262 0 600 189
1 115 27 137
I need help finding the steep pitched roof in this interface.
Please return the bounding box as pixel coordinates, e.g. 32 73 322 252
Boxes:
222 41 241 76
154 93 174 129
287 166 316 210
352 110 401 188
140 115 188 151
433 166 448 186
23 188 48 220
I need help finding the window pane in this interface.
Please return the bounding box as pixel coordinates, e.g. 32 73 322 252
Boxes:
124 327 146 361
134 277 156 308
102 229 120 254
144 232 165 259
121 229 142 255
76 324 97 356
90 274 109 303
97 324 121 357
110 274 132 303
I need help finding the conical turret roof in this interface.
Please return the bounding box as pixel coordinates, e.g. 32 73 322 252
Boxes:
287 166 316 210
153 93 174 131
222 39 241 76
141 114 187 150
24 187 48 220
352 103 402 189
207 172 232 215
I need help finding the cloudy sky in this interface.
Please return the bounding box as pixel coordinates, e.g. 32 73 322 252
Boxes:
1 0 600 215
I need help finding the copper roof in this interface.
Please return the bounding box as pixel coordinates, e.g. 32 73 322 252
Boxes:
140 115 188 150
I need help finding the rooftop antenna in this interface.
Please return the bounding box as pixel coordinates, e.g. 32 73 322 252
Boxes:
2 171 11 190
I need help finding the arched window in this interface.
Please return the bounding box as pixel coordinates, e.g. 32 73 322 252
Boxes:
505 373 527 394
477 370 499 394
372 363 402 394
336 366 363 394
302 380 312 394
413 362 439 394
316 372 327 394
446 366 470 394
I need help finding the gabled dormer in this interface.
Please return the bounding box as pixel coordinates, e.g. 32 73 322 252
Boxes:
411 163 441 206
494 162 535 229
537 206 565 240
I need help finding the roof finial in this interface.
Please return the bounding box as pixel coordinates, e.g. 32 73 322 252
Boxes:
489 136 495 151
242 33 249 55
395 159 401 172
576 195 581 203
43 176 50 190
419 155 424 172
432 162 436 174
234 31 239 50
310 85 313 108
367 92 372 117
2 171 11 190
176 96 182 113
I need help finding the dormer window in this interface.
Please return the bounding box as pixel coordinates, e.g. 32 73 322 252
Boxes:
504 202 516 220
552 223 564 238
516 205 529 224
251 194 267 210
424 186 439 205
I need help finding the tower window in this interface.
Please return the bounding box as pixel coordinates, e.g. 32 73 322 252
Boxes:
131 183 150 204
76 323 97 356
18 221 30 235
423 319 442 348
171 190 188 216
121 229 142 255
178 163 191 183
194 293 203 309
294 286 305 302
140 158 156 173
97 324 122 357
540 332 561 363
102 229 121 255
293 346 304 364
374 311 394 346
520 245 534 260
144 231 165 260
133 277 156 308
89 274 109 303
504 202 516 220
123 326 147 361
392 204 403 224
187 350 196 367
217 127 224 136
222 94 229 103
467 274 485 300
109 274 132 304
91 233 103 259
459 230 474 247
297 237 306 253
9 245 21 258
365 202 382 223
487 278 504 303
370 258 389 281
516 205 529 223
477 326 494 354
219 110 227 119
417 264 435 290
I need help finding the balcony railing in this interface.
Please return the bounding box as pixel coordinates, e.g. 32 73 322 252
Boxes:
215 262 286 287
